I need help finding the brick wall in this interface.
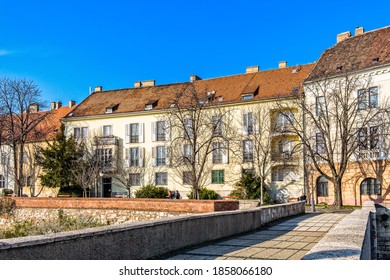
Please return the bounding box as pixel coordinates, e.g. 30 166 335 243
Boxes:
12 197 239 213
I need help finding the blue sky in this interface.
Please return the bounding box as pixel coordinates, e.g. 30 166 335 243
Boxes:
1 0 389 107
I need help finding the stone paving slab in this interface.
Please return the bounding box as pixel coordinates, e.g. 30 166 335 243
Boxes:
165 213 347 260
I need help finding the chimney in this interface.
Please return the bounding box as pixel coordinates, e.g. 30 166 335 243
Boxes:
55 102 62 110
29 103 39 113
246 66 259 74
190 74 202 82
278 61 287 69
355 26 364 36
142 80 155 87
337 31 351 43
134 81 142 88
68 100 76 108
50 102 56 110
95 86 103 92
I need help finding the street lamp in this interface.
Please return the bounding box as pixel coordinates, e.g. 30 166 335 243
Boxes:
309 166 316 213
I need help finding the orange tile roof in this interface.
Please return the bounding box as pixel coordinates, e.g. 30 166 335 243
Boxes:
66 63 315 118
1 106 76 144
306 26 390 81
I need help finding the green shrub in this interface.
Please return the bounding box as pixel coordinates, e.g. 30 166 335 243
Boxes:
188 187 219 200
1 189 13 196
231 173 271 204
135 185 169 198
58 186 82 197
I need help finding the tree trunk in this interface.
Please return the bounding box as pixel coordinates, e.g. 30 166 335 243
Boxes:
333 178 343 209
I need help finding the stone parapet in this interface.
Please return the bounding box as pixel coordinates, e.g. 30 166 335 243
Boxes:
0 201 305 259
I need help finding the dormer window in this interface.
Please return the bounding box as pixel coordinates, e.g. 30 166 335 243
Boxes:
105 104 119 114
336 65 343 70
373 57 380 62
145 100 158 111
207 91 216 101
242 93 254 100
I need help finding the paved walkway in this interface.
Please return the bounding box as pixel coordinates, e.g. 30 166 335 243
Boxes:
166 213 347 260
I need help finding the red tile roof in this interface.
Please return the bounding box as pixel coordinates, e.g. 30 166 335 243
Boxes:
306 26 390 81
66 63 315 118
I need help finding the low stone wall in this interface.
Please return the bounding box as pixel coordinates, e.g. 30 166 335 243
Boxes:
0 201 305 259
375 203 390 259
0 208 184 226
12 197 239 213
303 201 375 260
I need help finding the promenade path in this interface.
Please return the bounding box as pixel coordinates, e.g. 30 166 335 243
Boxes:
166 212 348 260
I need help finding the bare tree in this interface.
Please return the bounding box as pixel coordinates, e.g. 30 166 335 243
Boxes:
280 73 387 207
164 83 235 199
0 77 49 196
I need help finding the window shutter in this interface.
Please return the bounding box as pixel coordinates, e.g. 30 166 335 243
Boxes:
242 113 248 135
124 148 130 167
125 124 130 144
152 122 157 142
151 147 157 166
139 123 144 143
195 143 199 164
222 141 229 164
165 146 170 166
139 147 145 167
165 122 171 141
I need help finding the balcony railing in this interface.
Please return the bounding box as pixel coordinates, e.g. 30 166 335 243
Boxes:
97 136 119 146
271 152 300 163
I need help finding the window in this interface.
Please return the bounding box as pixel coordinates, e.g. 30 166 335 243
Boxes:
212 115 222 136
213 142 223 163
276 112 294 132
183 171 193 185
129 173 141 186
156 146 166 166
74 127 88 140
130 147 139 167
316 176 329 197
156 121 166 141
183 144 193 164
316 133 326 154
242 94 254 100
360 178 381 195
27 176 33 187
130 123 139 143
103 125 112 137
358 126 379 150
0 175 5 188
243 168 255 175
358 86 379 110
184 119 193 139
243 112 254 135
278 140 295 156
155 172 168 185
98 148 113 168
316 96 325 116
243 140 254 162
212 170 224 184
1 153 7 165
271 167 297 182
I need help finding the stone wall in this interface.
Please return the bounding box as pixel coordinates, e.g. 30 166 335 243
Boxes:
0 208 184 227
0 201 305 260
376 203 390 259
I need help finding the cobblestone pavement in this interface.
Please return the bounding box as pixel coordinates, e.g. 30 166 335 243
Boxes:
166 213 347 260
